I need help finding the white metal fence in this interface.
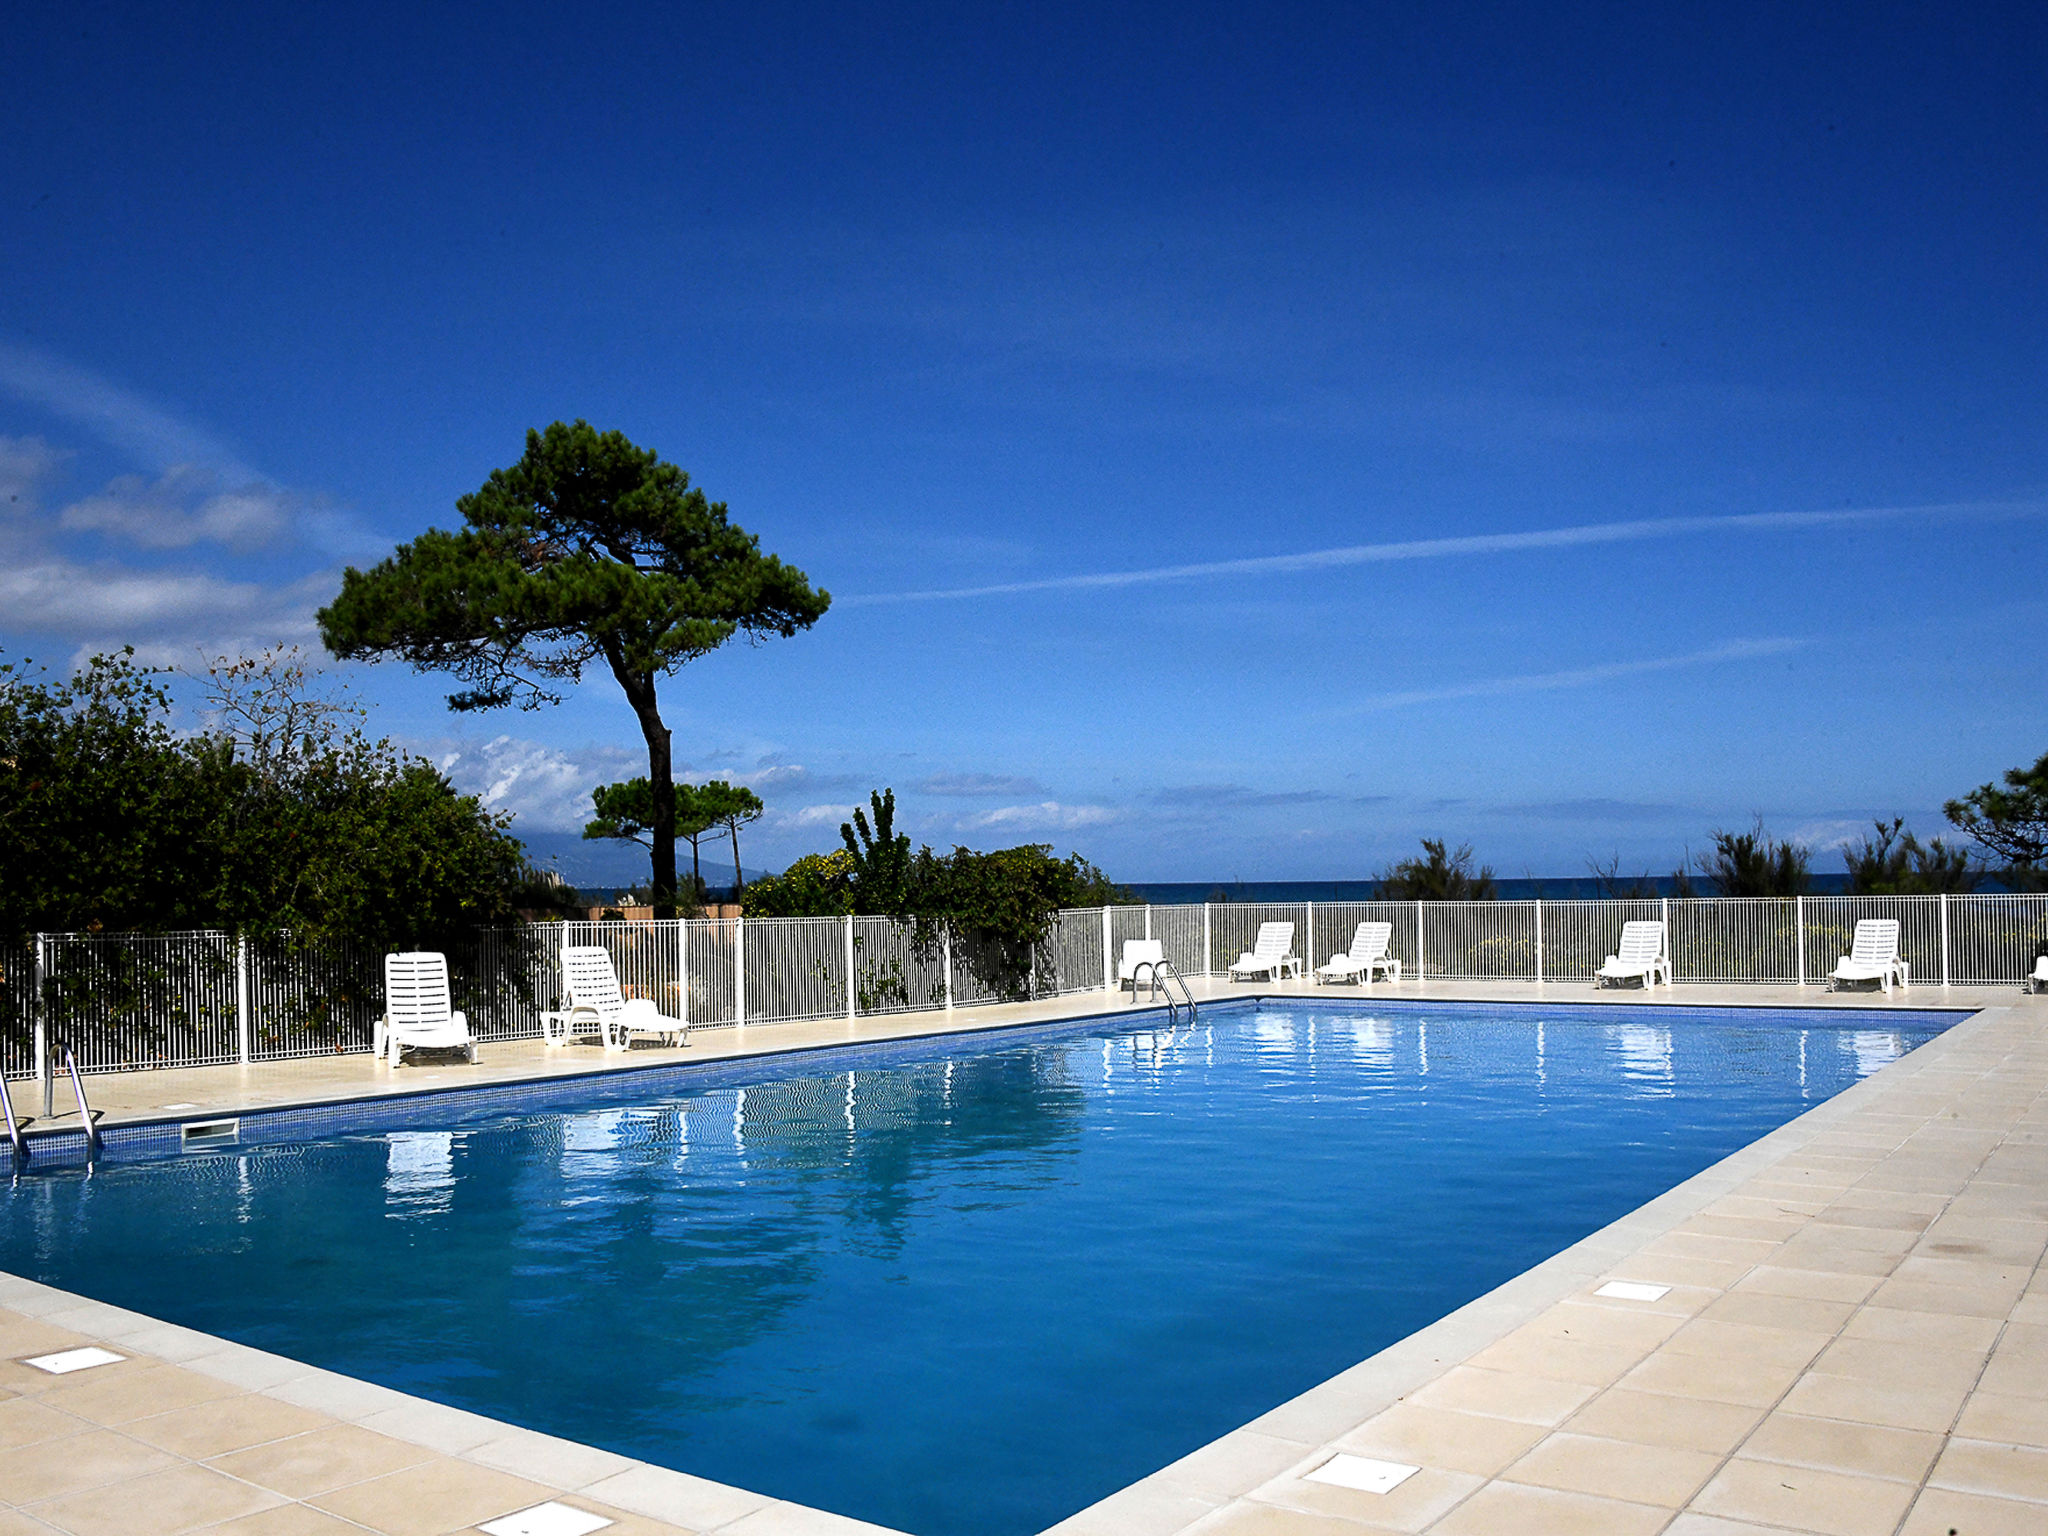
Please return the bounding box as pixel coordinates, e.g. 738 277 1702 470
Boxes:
4 894 2043 1081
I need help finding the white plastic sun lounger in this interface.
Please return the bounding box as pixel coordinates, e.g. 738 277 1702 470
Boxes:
1119 939 1166 996
1829 919 1909 995
1316 921 1400 985
375 952 479 1066
1596 920 1671 989
1228 921 1301 982
2028 954 2048 995
561 945 689 1050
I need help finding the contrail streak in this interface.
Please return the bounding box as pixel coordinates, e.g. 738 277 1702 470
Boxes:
842 499 2043 605
1341 637 1807 713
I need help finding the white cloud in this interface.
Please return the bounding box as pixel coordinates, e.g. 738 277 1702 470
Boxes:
1341 637 1806 713
960 801 1122 832
0 558 328 661
918 771 1048 796
430 734 642 831
0 338 254 479
844 500 2046 606
778 803 859 828
60 465 297 550
0 435 67 510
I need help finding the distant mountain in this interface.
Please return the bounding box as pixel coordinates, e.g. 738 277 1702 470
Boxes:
515 831 773 892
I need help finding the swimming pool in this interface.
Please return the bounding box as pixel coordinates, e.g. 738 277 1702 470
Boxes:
0 1000 1956 1536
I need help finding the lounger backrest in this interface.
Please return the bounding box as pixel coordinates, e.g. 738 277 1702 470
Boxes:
1120 939 1164 977
1351 922 1391 960
1850 919 1900 962
384 952 453 1030
563 945 626 1023
1616 921 1665 962
1253 922 1294 958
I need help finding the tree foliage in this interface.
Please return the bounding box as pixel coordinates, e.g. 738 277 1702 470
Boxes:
584 778 716 900
1375 839 1498 900
697 780 764 892
1945 750 2048 890
318 420 828 914
1843 818 1977 895
739 787 1132 997
0 649 539 948
1696 820 1810 897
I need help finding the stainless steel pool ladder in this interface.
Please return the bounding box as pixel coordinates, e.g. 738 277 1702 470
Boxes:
0 1078 30 1164
62 1048 102 1157
1136 960 1198 1024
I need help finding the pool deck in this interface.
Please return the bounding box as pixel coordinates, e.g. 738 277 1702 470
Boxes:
3 977 2044 1536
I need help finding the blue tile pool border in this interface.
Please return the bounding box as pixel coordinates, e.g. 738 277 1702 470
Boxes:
3 993 1976 1171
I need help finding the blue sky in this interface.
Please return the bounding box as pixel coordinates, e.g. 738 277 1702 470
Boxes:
3 2 2044 883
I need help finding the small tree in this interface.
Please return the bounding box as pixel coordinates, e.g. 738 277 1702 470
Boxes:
1588 854 1659 900
318 421 829 915
1945 751 2048 891
1376 839 1497 900
696 780 765 893
840 788 916 915
584 779 714 905
1844 818 1977 895
1697 820 1809 897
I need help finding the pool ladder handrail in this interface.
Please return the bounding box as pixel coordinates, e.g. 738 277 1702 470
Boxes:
1135 959 1198 1024
0 1078 30 1164
62 1048 102 1157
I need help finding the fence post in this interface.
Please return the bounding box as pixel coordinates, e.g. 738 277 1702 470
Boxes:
1534 899 1544 985
943 925 955 1010
1203 903 1213 977
1305 901 1314 974
844 915 856 1021
33 934 50 1118
1101 908 1112 993
1660 896 1670 982
1415 902 1425 984
1144 904 1152 942
679 918 691 1026
235 933 252 1064
734 914 746 1026
1795 897 1805 987
1939 894 1951 988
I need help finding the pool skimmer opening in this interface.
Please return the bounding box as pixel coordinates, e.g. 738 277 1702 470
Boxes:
1305 1453 1419 1494
1595 1280 1672 1301
23 1346 125 1374
477 1503 613 1536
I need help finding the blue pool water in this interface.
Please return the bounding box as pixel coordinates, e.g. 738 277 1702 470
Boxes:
0 1001 1954 1536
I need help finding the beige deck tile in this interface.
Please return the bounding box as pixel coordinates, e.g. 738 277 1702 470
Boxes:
463 1427 640 1490
0 1427 180 1503
1608 1254 1751 1291
1689 1455 1918 1536
1925 1437 2048 1503
1731 1266 1880 1304
1836 1304 2004 1352
0 1510 65 1535
1864 1276 2019 1317
1890 1255 2033 1293
122 1395 332 1459
0 1397 84 1452
1776 1370 1973 1434
197 1507 379 1536
1499 1430 1720 1507
1461 1330 1648 1388
31 1363 239 1426
1152 1431 1320 1503
1982 1347 2048 1401
1403 1366 1594 1426
25 1461 285 1536
307 1457 557 1536
1616 1346 1805 1408
1332 1402 1546 1477
1562 1387 1763 1455
1956 1390 2048 1446
1683 1215 1807 1243
207 1423 438 1498
1246 1464 1479 1531
2006 1291 2048 1325
1898 1485 2048 1534
1641 1232 1783 1268
1662 1513 1818 1536
1810 1336 1989 1392
707 1501 905 1535
1186 1505 1395 1536
0 1321 94 1364
1530 1299 1690 1349
1698 1289 1858 1335
1426 1479 1670 1536
576 1465 776 1531
1658 1318 1832 1370
1738 1411 1942 1483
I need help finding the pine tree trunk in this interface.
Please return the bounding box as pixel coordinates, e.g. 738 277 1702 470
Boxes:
612 656 677 918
